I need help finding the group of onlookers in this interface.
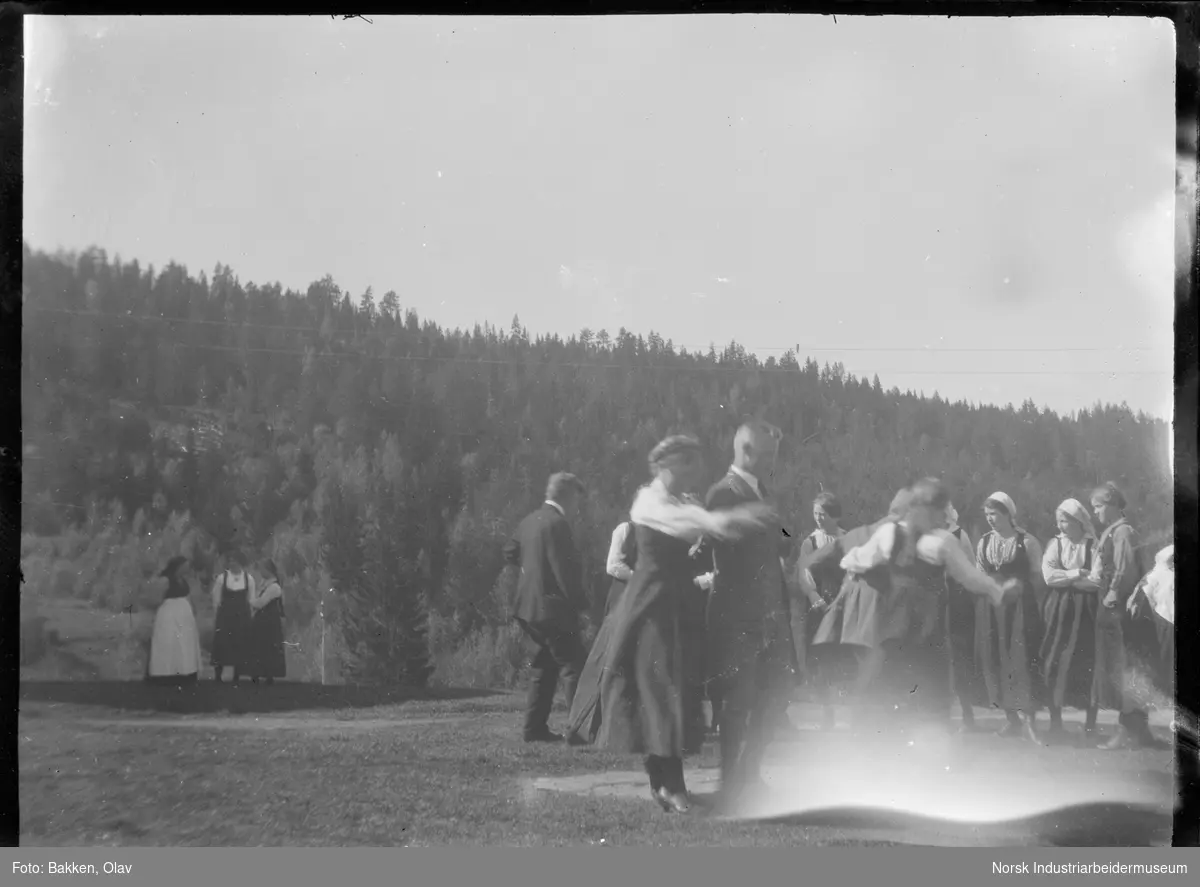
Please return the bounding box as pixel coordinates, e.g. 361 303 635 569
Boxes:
501 422 1175 815
145 550 287 686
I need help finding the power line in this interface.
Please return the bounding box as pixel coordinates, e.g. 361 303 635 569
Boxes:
24 307 1162 354
58 335 1169 377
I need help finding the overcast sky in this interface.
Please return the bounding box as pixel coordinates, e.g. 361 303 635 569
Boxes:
24 15 1177 417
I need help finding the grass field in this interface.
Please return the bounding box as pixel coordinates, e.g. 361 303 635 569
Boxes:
18 678 1178 847
18 598 1180 847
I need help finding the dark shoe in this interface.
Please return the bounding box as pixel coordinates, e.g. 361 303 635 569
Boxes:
654 787 691 814
523 730 565 744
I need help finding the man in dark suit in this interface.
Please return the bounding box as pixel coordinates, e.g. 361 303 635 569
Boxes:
701 421 797 805
504 472 589 743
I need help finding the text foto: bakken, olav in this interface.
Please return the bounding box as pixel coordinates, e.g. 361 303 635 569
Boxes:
13 862 132 875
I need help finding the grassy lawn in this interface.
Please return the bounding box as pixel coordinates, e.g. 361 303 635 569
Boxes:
17 684 863 847
17 680 1177 847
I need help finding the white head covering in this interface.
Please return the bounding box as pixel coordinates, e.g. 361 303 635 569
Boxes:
985 491 1018 524
1055 498 1095 539
1155 544 1174 568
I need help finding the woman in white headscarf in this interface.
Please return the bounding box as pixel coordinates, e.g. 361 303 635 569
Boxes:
1038 498 1100 738
974 492 1046 743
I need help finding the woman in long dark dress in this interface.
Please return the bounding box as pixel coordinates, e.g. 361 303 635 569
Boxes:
211 550 255 683
838 479 1020 739
565 519 638 745
944 502 983 731
567 521 710 749
596 435 773 814
1038 498 1100 739
146 556 202 686
973 492 1046 744
248 558 286 685
796 491 849 730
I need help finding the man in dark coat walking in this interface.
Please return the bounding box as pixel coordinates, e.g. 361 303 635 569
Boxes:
701 421 798 805
504 472 589 743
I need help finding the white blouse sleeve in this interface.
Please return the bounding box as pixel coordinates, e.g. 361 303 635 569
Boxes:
840 523 896 574
606 523 633 581
254 581 282 608
1042 537 1074 587
630 486 733 543
930 532 1006 604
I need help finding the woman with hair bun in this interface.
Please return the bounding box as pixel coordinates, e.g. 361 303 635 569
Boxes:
973 492 1046 744
596 434 774 814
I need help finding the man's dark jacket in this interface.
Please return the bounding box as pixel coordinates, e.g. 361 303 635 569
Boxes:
701 470 798 709
504 503 587 635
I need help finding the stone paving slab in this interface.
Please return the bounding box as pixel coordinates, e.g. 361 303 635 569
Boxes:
526 711 1177 845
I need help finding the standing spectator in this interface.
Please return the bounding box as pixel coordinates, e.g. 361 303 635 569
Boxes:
797 491 849 731
1039 498 1100 738
504 472 589 743
211 550 255 683
146 556 202 686
1089 482 1156 750
248 558 287 686
974 492 1046 743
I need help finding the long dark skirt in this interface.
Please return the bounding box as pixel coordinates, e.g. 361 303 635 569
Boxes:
212 590 251 672
976 584 1044 714
598 588 688 757
947 587 984 705
1038 589 1098 711
248 600 286 679
566 614 616 745
804 605 862 692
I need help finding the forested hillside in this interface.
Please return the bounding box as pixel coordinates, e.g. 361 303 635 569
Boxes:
19 245 1174 685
